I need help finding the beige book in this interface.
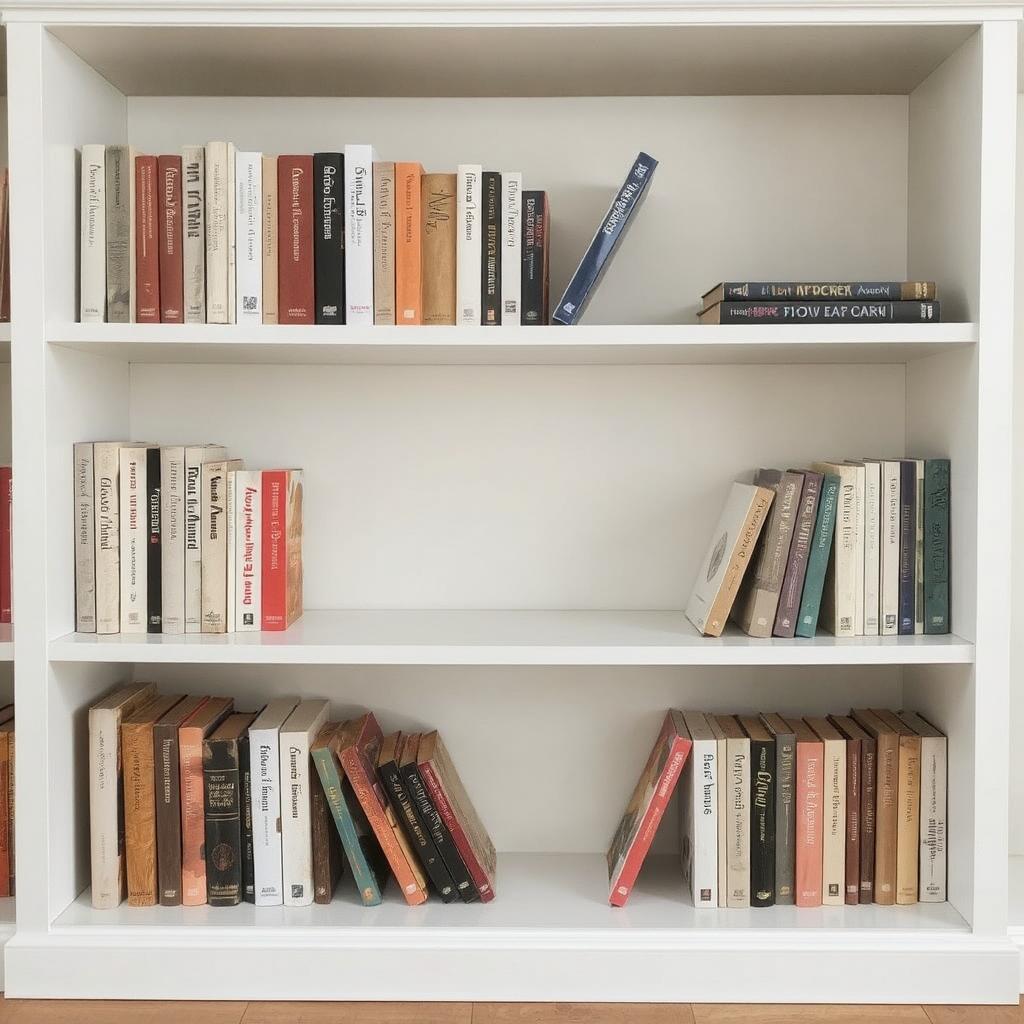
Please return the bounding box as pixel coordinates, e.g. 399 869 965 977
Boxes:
708 714 729 907
873 708 921 904
94 442 131 634
205 141 231 324
373 162 396 324
807 717 846 905
715 715 750 908
899 710 946 903
421 173 457 325
201 458 243 633
262 155 278 324
812 461 861 637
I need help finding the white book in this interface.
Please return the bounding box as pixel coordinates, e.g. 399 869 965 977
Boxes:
201 458 243 633
899 711 946 903
235 152 262 323
850 461 865 635
811 719 846 906
184 444 225 633
456 163 483 326
182 145 206 323
812 461 859 637
249 697 300 906
680 711 717 909
708 716 729 907
118 444 150 634
93 442 125 634
880 459 901 635
914 458 925 634
280 699 330 906
226 470 237 633
234 469 262 631
74 442 96 632
853 459 881 636
159 446 186 635
501 171 522 326
227 143 237 324
344 144 377 325
205 141 231 324
80 145 106 322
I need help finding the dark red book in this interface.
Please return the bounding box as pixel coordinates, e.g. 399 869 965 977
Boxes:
135 156 161 323
277 156 315 324
0 467 12 624
157 155 184 323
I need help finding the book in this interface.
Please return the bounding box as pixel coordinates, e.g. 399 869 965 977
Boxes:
179 696 234 905
791 717 824 908
421 173 457 325
74 442 96 632
898 710 946 902
248 697 299 906
685 481 774 637
313 152 344 325
134 155 161 322
740 715 775 907
501 172 522 326
760 713 796 905
0 468 9 626
807 717 845 906
89 682 156 908
898 459 917 634
880 459 901 635
0 724 11 898
184 445 226 633
261 469 303 631
182 145 205 323
159 446 186 634
280 699 330 906
235 151 262 324
105 144 135 323
345 145 376 325
395 162 423 325
851 708 898 905
733 469 802 638
201 458 243 633
456 163 482 326
553 153 657 325
225 470 237 633
853 458 881 635
699 300 940 324
521 191 550 325
923 459 951 634
679 710 717 909
811 461 859 637
233 469 262 631
701 281 938 307
5 722 11 895
372 161 396 325
94 442 126 634
119 444 153 634
311 764 343 904
204 141 232 324
848 460 866 634
278 155 315 323
714 715 750 908
914 459 925 634
157 154 183 322
241 730 255 904
261 155 279 324
708 716 729 906
794 472 839 638
772 471 822 638
80 144 106 322
830 715 865 906
873 709 921 905
226 144 236 322
145 446 161 633
481 171 501 325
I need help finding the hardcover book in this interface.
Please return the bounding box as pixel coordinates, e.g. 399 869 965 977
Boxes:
184 444 226 633
761 712 796 905
852 708 898 904
520 191 550 325
715 715 750 908
421 173 457 325
811 461 860 637
772 471 822 638
94 441 128 634
204 141 232 324
873 709 921 905
372 161 396 325
233 469 262 631
898 459 917 634
119 444 154 634
159 446 186 634
679 710 717 909
311 764 343 904
481 170 501 325
74 442 96 632
914 459 925 634
241 729 255 903
182 145 205 323
898 710 946 902
278 155 315 323
834 714 876 903
105 145 136 323
135 155 161 323
261 155 279 324
923 459 950 634
157 154 183 322
740 715 776 907
0 725 11 898
708 716 729 906
345 145 376 325
456 163 483 326
851 458 881 636
395 162 424 324
201 458 243 633
261 469 303 631
807 717 846 906
313 152 344 325
235 151 262 324
794 472 839 638
701 281 937 307
699 300 940 324
145 446 161 633
501 171 522 325
880 459 901 635
80 144 106 323
829 715 863 906
790 717 824 908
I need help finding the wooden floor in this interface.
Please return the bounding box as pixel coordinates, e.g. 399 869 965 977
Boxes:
0 1001 1020 1023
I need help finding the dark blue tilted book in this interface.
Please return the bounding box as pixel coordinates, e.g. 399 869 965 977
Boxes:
552 152 657 325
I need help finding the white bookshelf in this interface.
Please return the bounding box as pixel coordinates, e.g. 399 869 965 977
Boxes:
1 0 1020 1005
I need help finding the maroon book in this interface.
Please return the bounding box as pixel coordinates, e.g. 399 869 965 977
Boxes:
773 471 822 638
831 716 866 906
135 156 161 323
157 155 184 323
277 155 314 324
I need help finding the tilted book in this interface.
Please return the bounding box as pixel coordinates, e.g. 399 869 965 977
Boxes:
94 441 128 634
761 713 796 905
701 281 937 307
852 708 898 905
278 155 315 323
794 472 839 638
181 145 206 323
80 144 106 323
873 709 921 905
456 163 482 327
233 469 262 631
790 717 823 908
811 461 860 637
772 470 821 638
261 155 279 324
898 710 946 902
234 151 262 324
119 444 154 634
679 710 717 909
501 171 522 326
923 459 950 634
421 173 457 325
313 152 344 325
74 442 96 632
807 717 845 906
880 459 901 635
184 444 225 633
345 144 377 325
204 141 232 324
104 145 136 323
395 162 423 324
699 300 940 324
201 458 243 633
157 154 183 323
740 716 775 907
372 161 396 325
311 765 343 904
159 446 186 635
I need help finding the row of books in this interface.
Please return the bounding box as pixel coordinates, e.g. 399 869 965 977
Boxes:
686 459 950 639
609 707 946 909
698 280 941 324
79 145 657 328
73 443 303 635
90 685 494 908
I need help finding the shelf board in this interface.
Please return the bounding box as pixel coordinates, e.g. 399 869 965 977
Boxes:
48 609 974 666
49 322 977 366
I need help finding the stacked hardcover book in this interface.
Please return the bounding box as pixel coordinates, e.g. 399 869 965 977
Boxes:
685 458 951 639
88 688 493 908
73 443 302 635
609 708 947 910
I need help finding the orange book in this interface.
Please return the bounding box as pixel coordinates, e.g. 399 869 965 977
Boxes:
789 717 824 908
872 709 921 905
394 162 423 324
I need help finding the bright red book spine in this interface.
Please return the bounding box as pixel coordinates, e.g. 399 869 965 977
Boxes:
261 470 286 630
135 156 161 323
0 467 12 623
277 156 314 324
795 738 824 907
157 155 184 323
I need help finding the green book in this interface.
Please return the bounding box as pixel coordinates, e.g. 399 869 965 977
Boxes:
794 472 840 638
923 459 950 634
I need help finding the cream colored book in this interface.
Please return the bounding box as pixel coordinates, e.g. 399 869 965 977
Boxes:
708 714 729 907
873 709 921 905
93 442 128 634
159 446 186 635
898 710 946 903
74 442 96 632
185 444 226 633
811 461 860 637
808 717 845 906
262 155 279 324
201 458 243 633
204 141 231 324
680 710 717 909
456 163 482 326
715 715 750 908
372 161 396 324
80 145 106 323
118 444 153 634
182 145 206 323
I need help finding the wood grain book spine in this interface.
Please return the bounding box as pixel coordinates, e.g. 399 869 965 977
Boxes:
773 471 821 638
135 155 161 323
843 734 862 905
105 145 135 323
421 173 457 325
311 773 342 904
748 735 775 907
159 446 186 635
395 162 423 324
456 163 482 326
501 171 522 325
157 155 183 322
205 141 231 323
313 153 344 325
182 145 205 323
123 719 159 906
853 709 898 905
373 161 396 324
795 734 823 908
235 151 262 324
345 144 376 325
93 442 122 633
201 459 242 634
521 191 550 325
145 446 161 633
261 155 279 324
74 443 96 632
278 155 315 323
80 144 106 323
898 460 917 635
724 733 750 908
203 733 244 906
923 459 950 634
240 734 255 903
119 445 148 634
481 171 501 325
880 459 901 635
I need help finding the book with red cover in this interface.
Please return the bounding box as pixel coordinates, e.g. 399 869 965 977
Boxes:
0 466 11 623
789 717 824 908
261 469 303 631
336 712 428 907
135 155 161 322
277 155 314 323
606 710 691 907
157 155 184 323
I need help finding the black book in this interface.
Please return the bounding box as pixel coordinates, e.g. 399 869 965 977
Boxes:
481 171 501 325
399 733 479 903
699 300 940 325
314 152 345 325
378 733 458 903
898 460 917 635
146 446 161 632
741 716 776 908
520 191 549 325
239 732 255 904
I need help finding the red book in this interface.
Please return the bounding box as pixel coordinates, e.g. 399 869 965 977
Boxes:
135 156 161 323
0 467 12 624
261 469 304 631
277 156 314 324
606 710 691 907
157 155 184 323
791 717 824 908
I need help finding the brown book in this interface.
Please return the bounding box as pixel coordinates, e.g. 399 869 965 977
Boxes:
178 696 233 906
157 155 184 323
311 765 343 904
373 161 396 325
873 709 921 905
833 715 875 904
262 155 279 324
122 694 184 906
153 695 209 906
421 173 457 325
829 715 861 906
134 155 161 323
852 708 898 905
0 723 11 897
277 155 314 324
395 162 423 324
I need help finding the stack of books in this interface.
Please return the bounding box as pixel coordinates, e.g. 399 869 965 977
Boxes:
609 707 947 909
89 687 494 908
73 443 302 635
685 459 951 639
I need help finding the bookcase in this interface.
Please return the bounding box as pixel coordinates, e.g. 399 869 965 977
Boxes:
0 0 1019 1005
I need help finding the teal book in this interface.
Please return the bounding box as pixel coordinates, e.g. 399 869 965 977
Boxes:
794 472 840 638
923 459 950 634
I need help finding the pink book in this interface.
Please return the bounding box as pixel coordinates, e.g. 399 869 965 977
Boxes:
790 717 824 908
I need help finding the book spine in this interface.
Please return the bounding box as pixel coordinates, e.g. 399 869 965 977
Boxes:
924 459 950 634
421 173 457 325
145 446 161 633
123 722 158 906
862 461 881 635
105 145 133 323
0 471 9 627
311 772 338 904
873 734 899 905
0 734 11 899
715 736 728 906
501 172 522 326
773 473 821 638
235 152 262 324
859 736 876 903
157 155 183 322
395 163 422 324
918 734 947 902
773 733 796 905
94 443 120 634
282 471 302 630
250 725 284 905
706 300 940 323
844 737 861 905
240 734 255 903
749 738 775 907
159 447 185 635
719 281 937 301
183 450 204 633
851 464 865 635
821 738 845 906
898 461 916 634
795 740 823 908
344 145 375 325
794 473 839 638
235 471 262 631
914 460 925 634
226 144 236 323
823 469 857 637
119 448 147 633
520 191 547 325
895 735 921 905
456 164 482 326
373 162 396 325
481 171 501 325
201 462 230 634
225 471 237 633
313 153 344 325
89 708 125 907
261 155 279 324
154 720 184 906
261 470 286 630
179 728 208 905
280 732 315 906
7 731 13 895
278 156 315 323
203 735 243 906
881 461 901 635
182 145 205 323
135 155 161 323
74 443 96 632
724 737 750 908
691 738 718 908
205 142 230 324
80 145 106 322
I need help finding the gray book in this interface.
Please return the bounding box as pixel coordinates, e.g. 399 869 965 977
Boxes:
761 712 796 905
105 145 134 323
772 470 820 638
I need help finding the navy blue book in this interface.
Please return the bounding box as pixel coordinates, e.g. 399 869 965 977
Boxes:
552 152 657 325
898 460 917 634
